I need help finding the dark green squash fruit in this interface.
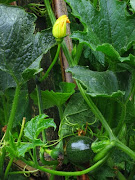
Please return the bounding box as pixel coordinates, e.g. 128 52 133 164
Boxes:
66 136 93 164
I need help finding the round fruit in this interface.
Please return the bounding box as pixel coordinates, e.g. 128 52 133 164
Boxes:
66 136 93 164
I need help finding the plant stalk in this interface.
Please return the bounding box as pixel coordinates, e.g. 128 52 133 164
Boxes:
44 0 56 24
5 84 21 140
0 148 6 178
76 81 115 140
4 158 14 180
4 117 26 179
116 170 127 180
115 103 126 136
20 156 108 176
0 85 21 178
93 0 98 8
33 147 38 168
40 43 61 82
115 140 135 161
36 78 46 143
74 43 83 65
17 117 26 146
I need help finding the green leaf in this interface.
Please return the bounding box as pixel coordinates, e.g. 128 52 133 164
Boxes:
24 114 56 140
83 45 105 67
66 0 135 58
0 5 56 83
130 0 135 11
22 55 43 82
67 66 125 97
17 139 44 157
59 93 96 137
31 82 75 109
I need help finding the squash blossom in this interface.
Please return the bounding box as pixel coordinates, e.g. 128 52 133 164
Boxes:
52 15 70 40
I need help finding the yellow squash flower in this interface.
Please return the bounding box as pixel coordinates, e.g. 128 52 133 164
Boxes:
52 15 70 40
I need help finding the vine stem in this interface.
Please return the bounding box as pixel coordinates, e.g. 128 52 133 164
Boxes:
76 81 115 140
0 84 21 179
4 117 26 179
5 84 21 140
74 43 83 65
33 148 38 168
4 158 14 180
115 103 126 136
93 0 98 8
44 0 56 24
115 140 135 161
116 170 127 180
36 78 46 143
76 81 135 161
40 43 61 82
17 155 108 176
17 117 26 145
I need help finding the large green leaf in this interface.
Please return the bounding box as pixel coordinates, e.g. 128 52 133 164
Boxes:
24 114 56 141
60 92 124 137
65 0 135 59
67 66 126 97
0 5 56 83
31 82 75 109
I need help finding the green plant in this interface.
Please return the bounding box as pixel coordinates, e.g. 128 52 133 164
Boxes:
0 0 135 179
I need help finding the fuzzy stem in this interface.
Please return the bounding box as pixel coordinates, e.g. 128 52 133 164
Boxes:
44 0 56 24
50 165 57 180
36 78 46 143
40 43 61 82
115 103 126 136
4 117 26 179
19 156 108 176
33 148 38 168
0 85 21 178
0 148 6 178
116 170 127 180
74 43 83 65
115 140 135 161
58 105 63 121
17 117 26 146
76 81 115 140
93 0 98 8
4 158 14 180
5 85 21 140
